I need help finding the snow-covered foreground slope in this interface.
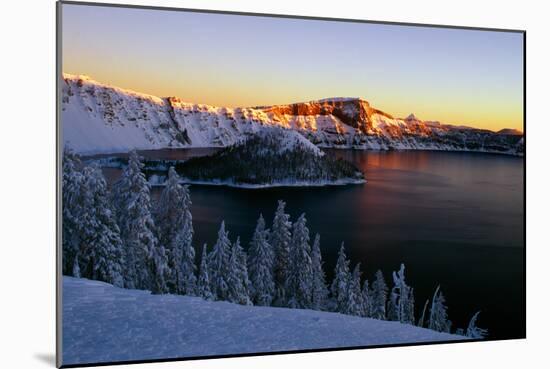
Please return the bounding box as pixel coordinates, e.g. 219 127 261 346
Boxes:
62 277 465 365
61 74 523 155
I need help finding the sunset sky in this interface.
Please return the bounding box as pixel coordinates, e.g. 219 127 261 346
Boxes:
62 4 524 132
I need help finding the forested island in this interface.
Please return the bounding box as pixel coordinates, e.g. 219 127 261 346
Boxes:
90 129 366 188
174 129 365 187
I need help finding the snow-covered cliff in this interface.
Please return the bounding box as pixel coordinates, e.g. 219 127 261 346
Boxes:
61 74 524 155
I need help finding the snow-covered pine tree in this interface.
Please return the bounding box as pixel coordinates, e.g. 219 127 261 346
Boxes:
344 263 364 316
173 221 197 295
248 214 275 306
417 299 429 328
311 234 329 311
371 269 388 320
112 150 167 292
331 242 351 313
155 167 194 294
236 237 252 305
150 248 169 294
62 148 85 277
286 213 313 309
428 285 452 333
387 290 399 321
227 237 251 305
208 221 231 301
79 164 125 287
270 200 292 306
197 244 213 300
404 287 415 325
235 237 252 305
361 279 372 317
465 311 488 338
227 241 241 304
391 263 414 324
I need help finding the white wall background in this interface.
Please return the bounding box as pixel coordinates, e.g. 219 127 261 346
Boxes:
0 0 547 368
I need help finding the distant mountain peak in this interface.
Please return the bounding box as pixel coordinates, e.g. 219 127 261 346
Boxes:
405 113 419 121
63 73 91 80
497 128 523 136
316 97 366 103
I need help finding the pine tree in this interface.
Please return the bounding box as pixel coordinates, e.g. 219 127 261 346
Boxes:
112 150 167 292
173 221 197 295
361 279 372 317
418 299 429 328
227 242 241 304
79 164 125 287
286 213 313 309
428 285 452 333
150 250 168 294
371 270 388 320
62 148 85 277
270 200 292 306
227 237 251 305
235 237 252 305
344 263 364 316
208 221 231 300
248 215 275 306
310 234 328 310
155 167 194 294
404 287 415 325
197 244 213 300
387 290 399 321
331 242 350 313
465 311 488 338
62 150 125 287
391 263 414 324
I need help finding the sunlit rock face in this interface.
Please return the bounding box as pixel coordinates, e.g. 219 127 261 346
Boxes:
62 74 523 155
261 98 377 133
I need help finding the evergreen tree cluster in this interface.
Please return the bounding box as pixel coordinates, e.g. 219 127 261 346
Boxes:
173 131 365 185
62 148 486 338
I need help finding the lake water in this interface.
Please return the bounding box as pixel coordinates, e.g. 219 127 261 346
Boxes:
101 149 525 340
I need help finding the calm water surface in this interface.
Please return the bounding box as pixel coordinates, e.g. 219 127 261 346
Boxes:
103 149 525 340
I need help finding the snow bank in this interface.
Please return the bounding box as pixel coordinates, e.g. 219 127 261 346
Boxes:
62 277 465 366
256 128 325 157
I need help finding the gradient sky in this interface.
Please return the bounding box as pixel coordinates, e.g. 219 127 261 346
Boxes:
62 4 524 131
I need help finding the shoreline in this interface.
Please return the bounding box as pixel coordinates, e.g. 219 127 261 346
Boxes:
79 146 523 159
149 177 367 189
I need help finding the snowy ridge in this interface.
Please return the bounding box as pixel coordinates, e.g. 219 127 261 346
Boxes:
62 276 465 365
61 73 281 154
254 127 324 157
62 74 524 155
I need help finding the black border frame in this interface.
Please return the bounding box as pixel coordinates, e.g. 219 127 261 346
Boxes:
56 1 527 367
